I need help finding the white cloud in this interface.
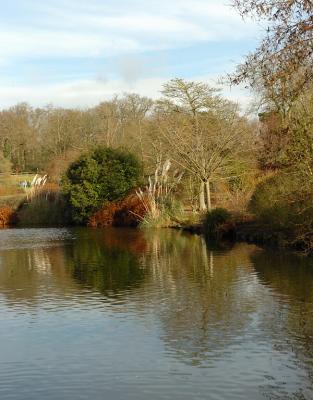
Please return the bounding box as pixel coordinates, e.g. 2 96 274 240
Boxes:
85 15 208 38
0 0 258 108
0 78 163 109
0 30 141 60
0 0 258 61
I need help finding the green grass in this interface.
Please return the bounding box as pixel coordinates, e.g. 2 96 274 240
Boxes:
0 174 35 189
0 194 26 209
0 174 35 209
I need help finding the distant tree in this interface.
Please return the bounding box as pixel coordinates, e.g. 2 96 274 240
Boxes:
0 103 40 171
0 152 12 175
118 93 153 161
255 80 313 172
257 111 290 169
62 147 142 224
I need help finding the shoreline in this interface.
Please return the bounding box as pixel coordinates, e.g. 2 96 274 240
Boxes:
1 216 311 256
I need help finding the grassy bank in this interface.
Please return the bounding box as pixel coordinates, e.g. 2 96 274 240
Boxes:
1 172 312 257
0 175 70 228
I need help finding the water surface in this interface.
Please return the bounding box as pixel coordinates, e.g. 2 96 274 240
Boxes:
0 228 312 399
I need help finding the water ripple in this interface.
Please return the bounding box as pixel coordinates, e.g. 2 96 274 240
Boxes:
0 228 312 399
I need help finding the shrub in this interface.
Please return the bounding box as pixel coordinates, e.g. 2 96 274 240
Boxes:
0 207 16 227
204 208 232 239
250 172 304 228
249 170 313 251
62 147 142 224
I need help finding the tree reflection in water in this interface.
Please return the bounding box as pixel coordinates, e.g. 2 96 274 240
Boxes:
139 229 261 365
0 228 313 398
252 250 313 392
67 228 146 296
0 244 76 308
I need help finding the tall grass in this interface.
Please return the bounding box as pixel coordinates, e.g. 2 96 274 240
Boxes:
17 184 71 227
136 160 184 227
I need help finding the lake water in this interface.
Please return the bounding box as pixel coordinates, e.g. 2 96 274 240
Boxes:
0 228 312 400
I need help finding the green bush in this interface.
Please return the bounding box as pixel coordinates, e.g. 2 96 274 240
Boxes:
62 147 142 224
204 208 232 238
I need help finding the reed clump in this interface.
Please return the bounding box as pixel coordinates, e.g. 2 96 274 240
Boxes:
136 160 184 227
17 184 70 227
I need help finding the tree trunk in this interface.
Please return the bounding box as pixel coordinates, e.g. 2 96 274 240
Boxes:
205 180 212 211
199 181 206 211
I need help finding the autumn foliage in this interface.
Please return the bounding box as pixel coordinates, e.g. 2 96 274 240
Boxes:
88 194 147 228
0 207 16 227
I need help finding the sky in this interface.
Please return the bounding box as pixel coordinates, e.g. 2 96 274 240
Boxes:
0 0 261 110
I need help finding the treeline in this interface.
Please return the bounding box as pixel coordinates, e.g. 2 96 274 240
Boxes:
0 79 258 213
0 94 153 174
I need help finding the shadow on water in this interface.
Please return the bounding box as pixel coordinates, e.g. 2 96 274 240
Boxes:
251 249 313 302
252 250 313 390
66 228 146 296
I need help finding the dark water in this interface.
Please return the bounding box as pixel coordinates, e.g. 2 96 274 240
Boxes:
0 228 313 400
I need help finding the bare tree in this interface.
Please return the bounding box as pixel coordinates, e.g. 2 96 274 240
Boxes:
157 79 253 211
0 103 40 171
231 0 313 104
118 93 153 161
93 99 121 147
0 151 12 175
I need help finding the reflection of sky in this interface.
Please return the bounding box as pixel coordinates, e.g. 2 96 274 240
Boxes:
0 0 261 108
0 228 74 251
0 304 309 400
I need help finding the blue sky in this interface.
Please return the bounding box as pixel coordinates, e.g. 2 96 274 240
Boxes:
0 0 261 109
